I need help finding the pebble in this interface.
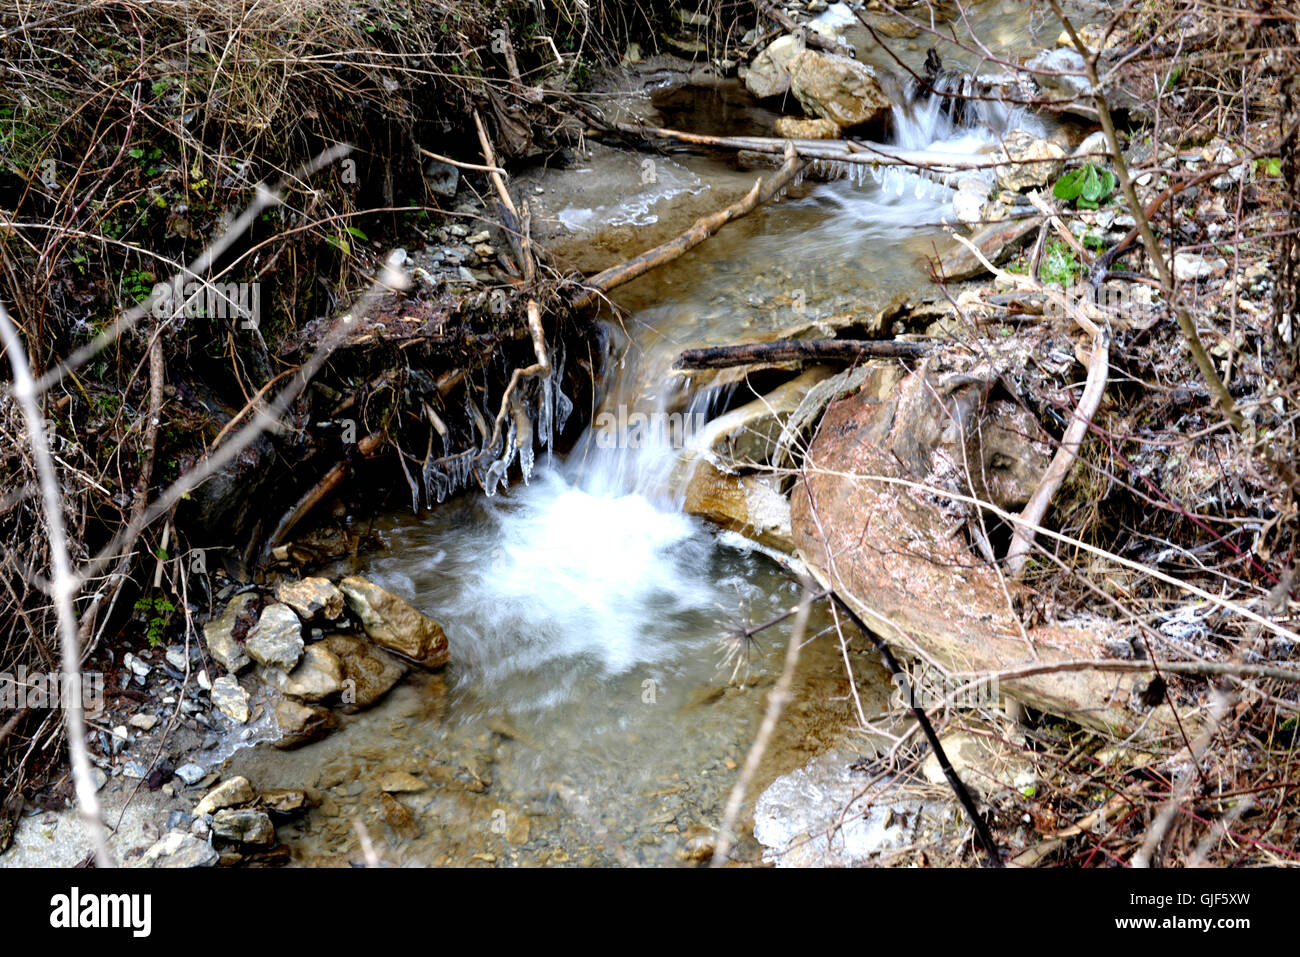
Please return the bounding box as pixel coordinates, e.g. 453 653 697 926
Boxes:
165 647 189 670
175 762 207 786
124 653 152 677
129 713 160 731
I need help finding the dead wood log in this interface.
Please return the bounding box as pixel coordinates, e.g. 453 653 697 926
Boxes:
572 146 805 310
676 338 935 369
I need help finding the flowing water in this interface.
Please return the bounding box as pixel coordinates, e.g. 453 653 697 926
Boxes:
221 3 1056 865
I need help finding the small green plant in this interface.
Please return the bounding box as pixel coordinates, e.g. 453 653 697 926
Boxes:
1054 163 1116 209
1255 157 1282 178
133 595 175 647
1040 238 1083 286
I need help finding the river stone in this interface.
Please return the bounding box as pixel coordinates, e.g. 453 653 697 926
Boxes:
138 829 219 868
381 793 420 840
245 602 304 671
993 130 1066 192
379 770 426 793
322 633 408 712
275 577 345 621
921 731 1036 800
202 592 257 673
210 676 250 724
788 50 891 128
339 576 450 668
774 116 840 139
258 789 312 814
195 776 255 817
256 644 345 702
684 464 795 552
273 697 338 749
211 808 275 845
743 34 804 99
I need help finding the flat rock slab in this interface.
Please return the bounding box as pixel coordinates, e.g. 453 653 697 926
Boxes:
790 360 1178 737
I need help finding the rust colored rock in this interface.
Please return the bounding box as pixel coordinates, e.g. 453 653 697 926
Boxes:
339 576 450 668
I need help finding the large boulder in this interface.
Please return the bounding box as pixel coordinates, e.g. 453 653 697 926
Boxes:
789 360 1181 737
788 50 891 128
339 576 450 668
744 35 805 99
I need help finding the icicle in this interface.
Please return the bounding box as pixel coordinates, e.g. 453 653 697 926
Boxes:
538 373 554 453
513 398 534 485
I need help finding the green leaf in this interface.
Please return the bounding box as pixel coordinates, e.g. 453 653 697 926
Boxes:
344 225 369 241
1053 168 1085 201
1080 164 1104 202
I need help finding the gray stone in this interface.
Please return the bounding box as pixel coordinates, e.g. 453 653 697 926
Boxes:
743 35 805 99
211 808 275 845
993 130 1066 192
256 644 345 702
128 713 159 731
174 763 207 787
275 577 345 622
245 603 304 671
210 675 250 723
202 592 257 673
138 830 218 868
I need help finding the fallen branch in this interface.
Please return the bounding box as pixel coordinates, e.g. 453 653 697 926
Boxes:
604 121 995 173
573 145 805 309
1005 328 1110 578
755 1 855 58
676 337 935 369
264 431 384 553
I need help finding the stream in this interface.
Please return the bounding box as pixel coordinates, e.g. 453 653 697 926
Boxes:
220 1 1058 866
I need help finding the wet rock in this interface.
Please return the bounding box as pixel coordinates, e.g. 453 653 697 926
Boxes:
322 633 408 712
774 116 840 139
138 830 218 868
754 748 953 866
256 644 345 702
339 576 450 668
275 577 344 622
258 789 313 815
743 35 805 99
203 592 257 673
993 130 1066 192
381 793 420 840
210 675 251 724
245 602 304 671
195 776 256 817
788 50 891 128
424 158 459 198
379 770 426 793
273 698 338 749
684 464 795 552
212 808 275 845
